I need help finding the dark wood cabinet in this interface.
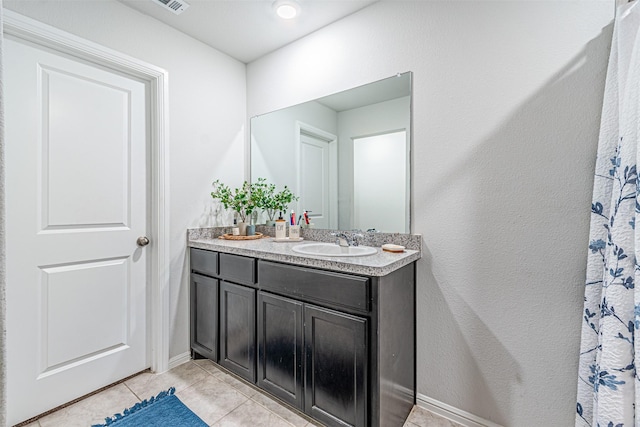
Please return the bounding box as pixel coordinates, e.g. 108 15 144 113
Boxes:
219 280 256 383
189 247 415 427
219 253 256 286
190 273 219 361
304 304 367 427
257 291 304 410
257 290 367 426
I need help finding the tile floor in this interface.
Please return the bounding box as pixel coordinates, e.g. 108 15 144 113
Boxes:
19 360 463 427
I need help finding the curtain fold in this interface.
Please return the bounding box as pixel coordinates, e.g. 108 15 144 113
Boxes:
0 2 7 426
577 2 640 426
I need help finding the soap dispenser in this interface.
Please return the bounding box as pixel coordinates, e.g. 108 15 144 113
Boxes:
275 212 286 239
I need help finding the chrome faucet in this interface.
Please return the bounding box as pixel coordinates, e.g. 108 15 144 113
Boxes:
332 232 350 247
331 232 364 247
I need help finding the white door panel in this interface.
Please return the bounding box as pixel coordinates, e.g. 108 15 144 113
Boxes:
300 138 327 223
300 133 334 229
42 257 129 369
6 36 149 425
44 66 131 228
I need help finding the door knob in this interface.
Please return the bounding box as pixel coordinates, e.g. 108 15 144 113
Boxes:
137 236 150 247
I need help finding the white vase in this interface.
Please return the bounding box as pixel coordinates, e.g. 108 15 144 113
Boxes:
237 222 248 236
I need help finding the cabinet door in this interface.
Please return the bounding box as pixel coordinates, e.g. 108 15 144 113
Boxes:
257 292 304 410
190 273 218 361
305 305 367 427
219 281 256 382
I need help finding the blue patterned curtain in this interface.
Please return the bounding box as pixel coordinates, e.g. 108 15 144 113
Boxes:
577 3 640 426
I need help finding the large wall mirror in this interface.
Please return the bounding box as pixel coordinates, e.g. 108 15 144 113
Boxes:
251 72 412 233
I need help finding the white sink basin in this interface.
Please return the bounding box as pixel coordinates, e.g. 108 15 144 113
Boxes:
291 243 377 257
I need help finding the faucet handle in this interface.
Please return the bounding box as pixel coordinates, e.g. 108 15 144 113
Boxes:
351 233 364 246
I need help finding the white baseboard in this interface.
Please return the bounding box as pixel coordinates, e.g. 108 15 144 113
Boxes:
416 393 503 427
168 351 192 370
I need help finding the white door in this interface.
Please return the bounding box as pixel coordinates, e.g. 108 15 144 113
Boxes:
5 36 149 425
299 132 336 229
353 131 407 233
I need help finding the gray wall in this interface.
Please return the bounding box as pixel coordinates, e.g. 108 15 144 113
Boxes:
247 1 613 425
4 0 247 362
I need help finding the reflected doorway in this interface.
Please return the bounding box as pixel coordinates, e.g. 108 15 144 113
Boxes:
353 130 408 233
297 124 337 229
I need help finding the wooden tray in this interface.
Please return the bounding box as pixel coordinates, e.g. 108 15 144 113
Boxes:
218 232 264 241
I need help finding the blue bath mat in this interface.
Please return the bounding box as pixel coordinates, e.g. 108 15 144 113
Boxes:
91 387 207 427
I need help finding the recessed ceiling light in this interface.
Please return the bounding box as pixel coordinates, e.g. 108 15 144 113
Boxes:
273 0 300 19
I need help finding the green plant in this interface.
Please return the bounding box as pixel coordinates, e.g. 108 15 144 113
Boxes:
249 178 272 214
261 183 298 221
210 180 255 223
211 178 298 224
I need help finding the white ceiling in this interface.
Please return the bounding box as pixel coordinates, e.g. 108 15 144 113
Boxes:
117 0 378 63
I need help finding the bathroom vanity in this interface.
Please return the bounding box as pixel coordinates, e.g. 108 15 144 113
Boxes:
188 232 420 427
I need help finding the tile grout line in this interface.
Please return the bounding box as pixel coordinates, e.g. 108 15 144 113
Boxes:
12 369 150 427
122 381 143 402
246 397 299 427
180 361 252 426
206 397 249 427
209 399 297 427
129 361 212 400
192 360 300 427
248 394 313 427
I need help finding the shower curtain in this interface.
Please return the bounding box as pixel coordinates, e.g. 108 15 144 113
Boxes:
576 2 640 425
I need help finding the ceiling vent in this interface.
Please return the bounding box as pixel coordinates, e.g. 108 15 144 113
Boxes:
152 0 190 15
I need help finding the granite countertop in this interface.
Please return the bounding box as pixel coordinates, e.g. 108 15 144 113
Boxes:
188 235 421 277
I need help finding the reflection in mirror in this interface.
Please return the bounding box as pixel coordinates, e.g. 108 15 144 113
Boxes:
251 72 411 233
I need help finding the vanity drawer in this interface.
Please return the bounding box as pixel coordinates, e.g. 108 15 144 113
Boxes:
220 253 257 286
190 248 218 277
258 261 370 313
